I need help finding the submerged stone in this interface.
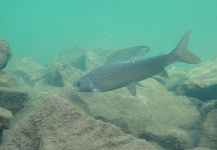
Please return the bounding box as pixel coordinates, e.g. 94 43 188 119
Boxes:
0 96 159 150
0 87 28 114
177 58 217 101
0 71 18 87
0 107 13 129
46 62 83 88
198 109 217 149
54 47 112 72
6 57 47 86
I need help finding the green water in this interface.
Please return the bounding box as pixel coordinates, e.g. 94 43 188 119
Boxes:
0 0 217 67
0 1 217 149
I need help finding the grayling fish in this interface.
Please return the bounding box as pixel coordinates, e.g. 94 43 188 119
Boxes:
72 31 201 96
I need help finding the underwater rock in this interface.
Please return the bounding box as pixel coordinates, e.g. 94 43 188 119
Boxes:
0 96 159 150
66 78 201 150
0 71 18 87
7 57 47 86
0 107 13 129
187 147 211 150
153 129 194 150
54 47 87 72
0 39 11 70
0 87 28 114
46 62 83 88
154 66 187 91
177 59 217 101
198 99 217 120
198 109 217 149
54 47 112 72
0 107 13 145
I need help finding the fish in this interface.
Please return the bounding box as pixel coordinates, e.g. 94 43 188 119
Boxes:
72 31 201 96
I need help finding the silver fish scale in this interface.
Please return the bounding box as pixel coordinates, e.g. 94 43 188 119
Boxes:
85 58 158 92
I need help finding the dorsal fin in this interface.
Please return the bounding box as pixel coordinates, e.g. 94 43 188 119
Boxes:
104 46 149 65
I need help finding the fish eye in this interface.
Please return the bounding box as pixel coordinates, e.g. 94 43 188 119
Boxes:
77 82 80 86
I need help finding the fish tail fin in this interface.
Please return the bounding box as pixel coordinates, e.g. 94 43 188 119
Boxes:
173 31 201 64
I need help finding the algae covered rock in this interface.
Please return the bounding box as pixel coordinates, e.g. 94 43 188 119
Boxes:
0 39 11 70
199 99 217 119
0 96 159 150
0 87 28 114
0 71 18 87
7 57 47 86
177 58 217 101
66 78 202 150
0 107 13 145
54 47 112 72
46 62 83 88
0 107 13 129
198 109 217 149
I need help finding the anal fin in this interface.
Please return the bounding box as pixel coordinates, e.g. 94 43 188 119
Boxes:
158 69 169 79
127 82 137 96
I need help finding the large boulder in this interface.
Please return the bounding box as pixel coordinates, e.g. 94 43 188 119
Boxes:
0 107 13 129
0 96 160 150
6 57 47 86
0 87 28 114
198 99 217 119
198 109 217 149
53 47 113 72
0 39 11 70
177 58 217 101
0 107 13 145
46 62 83 88
0 71 18 87
66 78 202 150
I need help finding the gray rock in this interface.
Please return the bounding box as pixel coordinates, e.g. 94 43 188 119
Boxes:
153 66 187 91
0 71 18 87
54 47 113 72
0 39 11 70
7 58 47 86
188 98 204 113
0 87 28 114
66 78 202 150
0 107 13 145
54 47 87 72
0 107 13 129
0 96 160 150
199 100 217 120
198 109 217 149
187 147 211 150
46 62 84 88
177 59 217 101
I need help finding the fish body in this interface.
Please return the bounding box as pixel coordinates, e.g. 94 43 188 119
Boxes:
72 31 201 96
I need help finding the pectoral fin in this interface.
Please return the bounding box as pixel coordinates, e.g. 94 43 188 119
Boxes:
93 89 102 100
158 69 169 79
127 82 137 96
